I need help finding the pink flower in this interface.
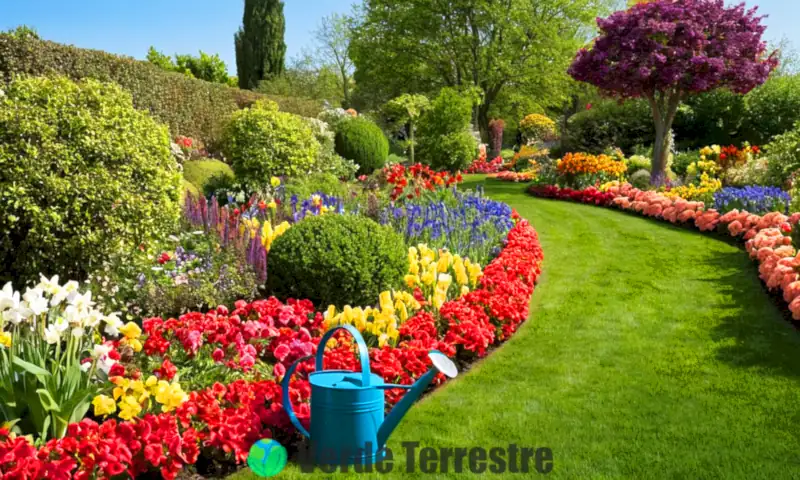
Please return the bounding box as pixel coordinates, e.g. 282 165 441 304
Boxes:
273 343 291 362
212 348 225 362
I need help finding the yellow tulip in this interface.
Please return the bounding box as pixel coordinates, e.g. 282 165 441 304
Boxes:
92 394 116 417
119 322 142 340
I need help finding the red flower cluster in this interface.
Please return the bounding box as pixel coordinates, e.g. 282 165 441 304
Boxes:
528 185 615 206
491 171 535 183
384 163 462 200
464 156 504 174
0 222 543 479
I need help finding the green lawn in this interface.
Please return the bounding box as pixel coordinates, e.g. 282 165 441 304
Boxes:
233 176 800 479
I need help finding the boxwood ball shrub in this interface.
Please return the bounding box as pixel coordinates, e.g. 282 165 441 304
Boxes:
224 100 319 187
0 76 182 283
267 215 406 308
334 117 389 175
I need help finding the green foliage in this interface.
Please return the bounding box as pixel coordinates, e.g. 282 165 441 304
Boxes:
224 100 319 186
183 158 236 193
764 121 800 187
629 169 652 190
563 100 654 154
303 117 358 179
387 153 408 165
257 54 343 105
671 151 700 177
626 155 651 174
334 117 389 175
267 215 407 308
0 76 182 283
744 74 800 145
385 94 430 163
501 149 516 161
0 33 265 147
284 172 350 199
674 89 746 150
417 88 477 171
4 25 40 40
235 0 287 89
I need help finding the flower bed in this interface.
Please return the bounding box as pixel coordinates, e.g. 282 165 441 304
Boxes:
528 182 800 321
465 156 504 174
0 220 543 479
491 171 536 183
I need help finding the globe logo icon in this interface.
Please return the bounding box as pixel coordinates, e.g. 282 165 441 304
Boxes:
247 439 288 477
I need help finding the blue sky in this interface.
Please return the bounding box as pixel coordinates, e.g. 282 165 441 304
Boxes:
0 0 795 75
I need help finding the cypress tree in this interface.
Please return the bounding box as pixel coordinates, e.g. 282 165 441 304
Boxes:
235 0 287 90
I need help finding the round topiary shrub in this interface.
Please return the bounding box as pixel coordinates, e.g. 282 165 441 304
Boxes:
334 117 389 175
0 76 182 284
224 100 320 186
267 215 407 308
519 114 557 144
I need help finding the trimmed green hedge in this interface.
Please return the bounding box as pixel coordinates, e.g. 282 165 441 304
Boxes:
0 34 323 146
183 158 235 193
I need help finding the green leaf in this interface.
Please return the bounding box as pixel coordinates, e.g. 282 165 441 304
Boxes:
12 357 51 378
36 389 61 413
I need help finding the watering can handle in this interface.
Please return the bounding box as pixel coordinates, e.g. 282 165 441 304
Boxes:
315 324 371 387
281 354 312 439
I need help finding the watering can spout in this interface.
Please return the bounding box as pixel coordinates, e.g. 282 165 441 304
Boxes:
376 350 458 448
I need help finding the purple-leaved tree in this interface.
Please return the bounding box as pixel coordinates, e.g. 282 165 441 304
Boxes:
569 0 778 185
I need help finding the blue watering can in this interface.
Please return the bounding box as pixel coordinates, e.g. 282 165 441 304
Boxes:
281 324 458 465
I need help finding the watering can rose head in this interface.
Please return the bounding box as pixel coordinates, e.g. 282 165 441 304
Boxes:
282 324 457 465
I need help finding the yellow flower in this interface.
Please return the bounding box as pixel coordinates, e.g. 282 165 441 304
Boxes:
145 375 158 388
118 395 142 421
404 274 419 288
453 257 468 286
92 394 116 417
0 332 11 348
436 251 452 273
420 266 436 286
119 322 141 340
270 176 281 188
461 285 470 296
379 291 394 312
268 200 277 210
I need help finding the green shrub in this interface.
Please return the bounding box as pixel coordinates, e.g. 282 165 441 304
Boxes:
744 74 800 145
304 117 358 179
672 151 700 177
626 155 651 175
629 169 652 190
183 158 235 192
335 117 389 175
501 149 516 161
563 100 654 154
0 76 182 283
224 100 319 187
417 88 477 171
267 215 406 308
387 153 408 165
0 34 320 147
284 173 350 199
764 122 800 187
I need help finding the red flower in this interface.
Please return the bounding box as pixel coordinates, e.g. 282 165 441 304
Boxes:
212 348 225 362
155 358 178 381
780 222 792 234
158 252 171 265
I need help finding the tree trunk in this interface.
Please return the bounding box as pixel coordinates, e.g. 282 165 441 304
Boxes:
409 121 415 164
477 104 491 144
651 123 670 186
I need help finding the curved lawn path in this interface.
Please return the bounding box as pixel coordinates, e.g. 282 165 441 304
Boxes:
235 176 800 479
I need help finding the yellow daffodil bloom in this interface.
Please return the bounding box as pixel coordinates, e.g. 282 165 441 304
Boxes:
119 322 141 340
0 332 10 348
270 176 281 188
92 394 116 417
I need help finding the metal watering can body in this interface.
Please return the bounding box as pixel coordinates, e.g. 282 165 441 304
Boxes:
282 324 458 465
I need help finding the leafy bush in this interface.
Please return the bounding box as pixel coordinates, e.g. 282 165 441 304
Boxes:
519 114 556 144
183 158 235 193
0 34 318 147
629 169 652 190
387 153 408 165
224 100 319 187
335 117 389 175
672 151 701 177
284 172 350 199
563 100 654 154
304 117 358 179
267 215 406 308
0 76 182 283
417 88 477 171
626 155 651 174
764 122 800 187
744 74 800 145
501 149 516 161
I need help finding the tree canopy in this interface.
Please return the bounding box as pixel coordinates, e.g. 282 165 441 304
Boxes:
235 0 287 90
350 0 610 139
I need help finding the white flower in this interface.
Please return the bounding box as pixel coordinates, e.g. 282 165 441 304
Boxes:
83 309 103 328
3 308 25 325
97 355 116 375
169 235 180 242
174 274 189 286
103 312 123 337
151 267 163 272
0 285 18 312
37 274 60 295
80 362 92 372
63 305 83 326
63 281 80 303
92 344 112 358
44 326 61 344
22 288 48 316
69 290 93 313
71 327 84 338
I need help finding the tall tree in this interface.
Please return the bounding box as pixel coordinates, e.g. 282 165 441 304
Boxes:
314 13 355 107
569 0 777 185
349 0 610 139
235 0 287 90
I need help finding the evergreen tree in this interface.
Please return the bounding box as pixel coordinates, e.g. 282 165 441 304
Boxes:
235 0 287 90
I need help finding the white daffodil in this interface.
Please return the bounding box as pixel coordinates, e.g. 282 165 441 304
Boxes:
97 355 116 374
83 309 103 328
80 362 92 372
103 312 123 337
49 284 68 306
71 327 84 338
44 326 61 344
0 286 18 312
37 274 60 295
92 344 112 359
69 290 93 313
22 288 48 316
62 281 80 303
3 307 24 325
63 305 83 326
52 316 69 333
